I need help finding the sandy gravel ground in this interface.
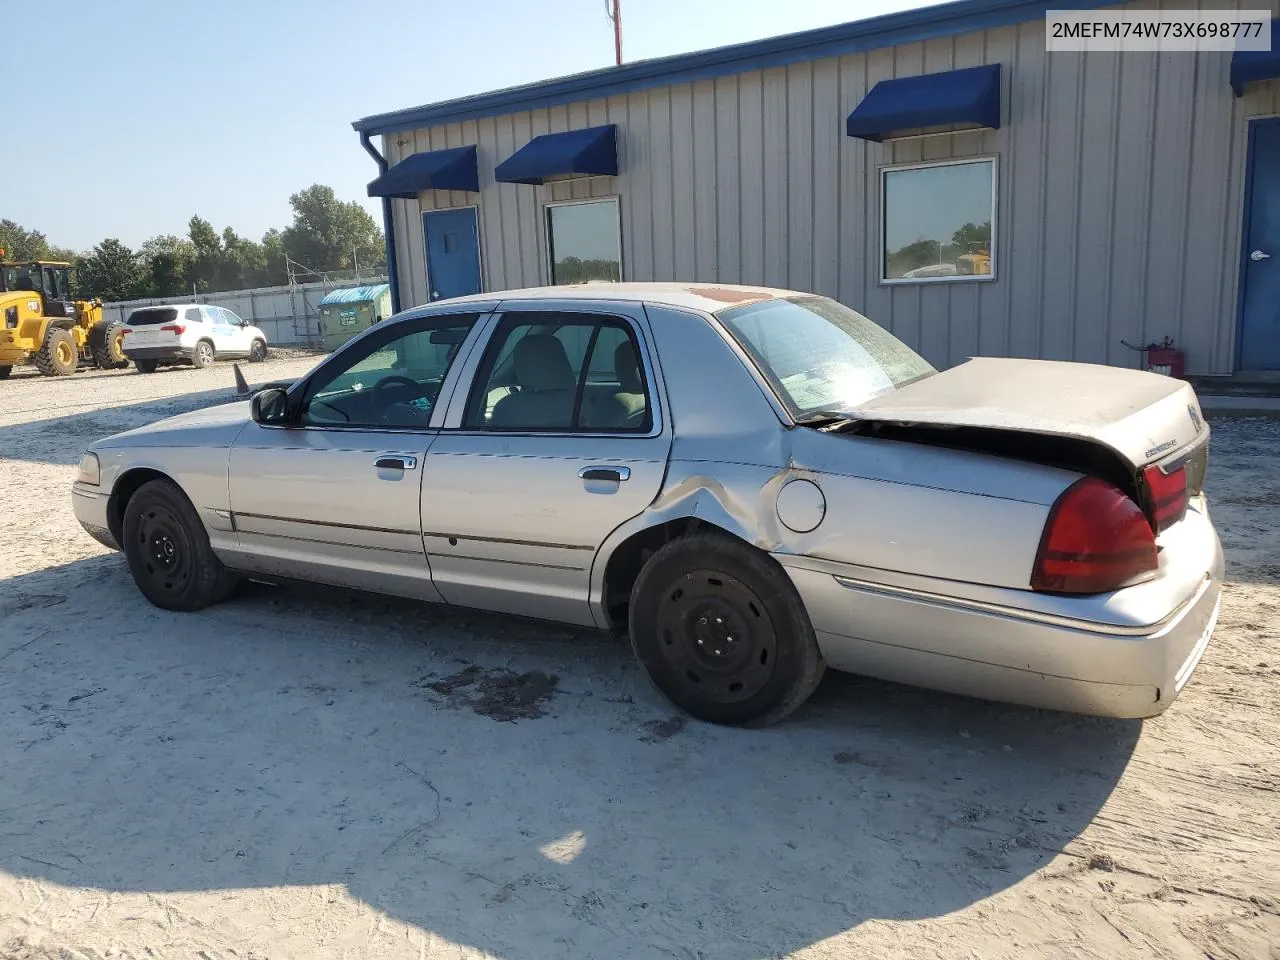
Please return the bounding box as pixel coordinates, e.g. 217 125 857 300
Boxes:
0 359 1276 960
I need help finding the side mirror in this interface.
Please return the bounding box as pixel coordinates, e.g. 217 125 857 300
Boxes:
250 387 291 425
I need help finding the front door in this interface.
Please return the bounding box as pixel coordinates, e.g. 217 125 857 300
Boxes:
421 303 671 626
225 310 487 599
423 207 482 302
1239 118 1280 371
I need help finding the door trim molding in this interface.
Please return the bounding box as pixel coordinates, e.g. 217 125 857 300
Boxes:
236 511 419 538
424 530 595 551
422 205 483 303
1236 114 1280 372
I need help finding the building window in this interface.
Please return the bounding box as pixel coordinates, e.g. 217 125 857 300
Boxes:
881 158 996 283
546 198 622 285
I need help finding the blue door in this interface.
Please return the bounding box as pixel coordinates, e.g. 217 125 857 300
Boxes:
1239 119 1280 371
423 207 481 302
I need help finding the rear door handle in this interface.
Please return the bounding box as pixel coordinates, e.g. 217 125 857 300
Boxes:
578 465 630 482
374 455 418 470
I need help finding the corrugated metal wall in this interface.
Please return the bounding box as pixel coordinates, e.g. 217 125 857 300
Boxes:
383 0 1280 375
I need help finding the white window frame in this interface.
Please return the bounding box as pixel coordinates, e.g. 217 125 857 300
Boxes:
879 156 998 286
544 196 624 285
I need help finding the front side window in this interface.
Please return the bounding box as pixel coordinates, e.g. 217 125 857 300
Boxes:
300 314 480 429
882 158 995 282
717 296 935 418
464 311 650 432
546 199 622 285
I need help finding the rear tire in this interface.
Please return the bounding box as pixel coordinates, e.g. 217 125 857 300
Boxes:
33 327 78 376
90 319 129 369
628 532 825 727
193 340 215 369
122 478 240 612
248 339 267 363
0 365 11 379
134 359 159 374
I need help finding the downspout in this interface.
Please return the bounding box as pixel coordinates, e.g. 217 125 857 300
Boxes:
359 130 402 315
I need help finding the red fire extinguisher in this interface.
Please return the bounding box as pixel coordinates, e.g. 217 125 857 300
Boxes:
1122 337 1185 378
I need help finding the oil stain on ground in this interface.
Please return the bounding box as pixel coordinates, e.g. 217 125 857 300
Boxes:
415 665 559 722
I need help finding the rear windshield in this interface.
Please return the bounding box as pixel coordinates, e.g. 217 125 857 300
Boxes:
127 307 178 326
716 296 936 418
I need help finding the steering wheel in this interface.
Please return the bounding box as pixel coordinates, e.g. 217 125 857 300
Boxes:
373 374 420 402
373 375 430 426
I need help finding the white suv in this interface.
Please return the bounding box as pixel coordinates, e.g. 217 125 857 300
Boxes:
121 304 268 373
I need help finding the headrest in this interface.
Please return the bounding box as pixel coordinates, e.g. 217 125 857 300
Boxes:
614 340 642 393
514 334 575 392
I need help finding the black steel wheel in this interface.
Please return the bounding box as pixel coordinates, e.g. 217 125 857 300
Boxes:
629 532 825 726
122 479 239 611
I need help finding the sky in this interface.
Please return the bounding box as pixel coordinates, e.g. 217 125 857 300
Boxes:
8 0 946 252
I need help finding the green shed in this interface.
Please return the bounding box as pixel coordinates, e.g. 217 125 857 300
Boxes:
317 283 392 351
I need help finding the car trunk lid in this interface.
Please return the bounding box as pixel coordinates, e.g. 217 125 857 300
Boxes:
842 357 1209 526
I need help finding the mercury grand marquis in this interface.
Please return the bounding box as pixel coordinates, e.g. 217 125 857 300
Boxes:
72 283 1222 726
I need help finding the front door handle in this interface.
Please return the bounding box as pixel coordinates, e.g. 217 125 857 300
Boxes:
374 455 418 471
1251 249 1272 262
578 465 630 482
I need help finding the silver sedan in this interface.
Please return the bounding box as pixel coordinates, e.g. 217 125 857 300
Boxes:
71 284 1222 726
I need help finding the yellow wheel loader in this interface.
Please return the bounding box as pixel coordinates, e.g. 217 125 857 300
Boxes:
0 259 128 378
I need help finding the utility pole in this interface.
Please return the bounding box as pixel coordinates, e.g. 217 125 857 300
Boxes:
605 0 622 66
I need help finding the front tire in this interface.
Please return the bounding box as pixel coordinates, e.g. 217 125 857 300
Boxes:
122 478 240 611
193 340 215 369
34 327 78 376
134 358 159 374
628 532 825 726
0 365 11 379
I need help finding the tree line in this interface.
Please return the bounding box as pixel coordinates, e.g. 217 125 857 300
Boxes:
1 184 387 303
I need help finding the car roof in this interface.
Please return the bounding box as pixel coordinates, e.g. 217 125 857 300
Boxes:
435 282 803 315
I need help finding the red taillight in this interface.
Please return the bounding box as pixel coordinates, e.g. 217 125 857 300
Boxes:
1143 463 1187 533
1031 477 1157 594
159 323 186 334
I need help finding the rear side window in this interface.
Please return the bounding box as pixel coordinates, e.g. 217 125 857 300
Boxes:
717 296 936 417
127 307 178 326
187 308 204 324
463 312 651 432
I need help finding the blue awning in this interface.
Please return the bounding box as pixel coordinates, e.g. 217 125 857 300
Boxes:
1231 19 1280 96
846 64 1001 142
495 124 618 185
367 145 479 198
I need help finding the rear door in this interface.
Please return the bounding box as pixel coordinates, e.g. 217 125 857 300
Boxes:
226 310 488 599
204 307 239 356
421 300 672 625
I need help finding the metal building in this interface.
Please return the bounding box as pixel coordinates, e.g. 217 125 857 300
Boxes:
353 0 1280 375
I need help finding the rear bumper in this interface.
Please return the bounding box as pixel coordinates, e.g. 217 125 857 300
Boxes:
71 482 118 550
778 500 1224 719
125 345 190 362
